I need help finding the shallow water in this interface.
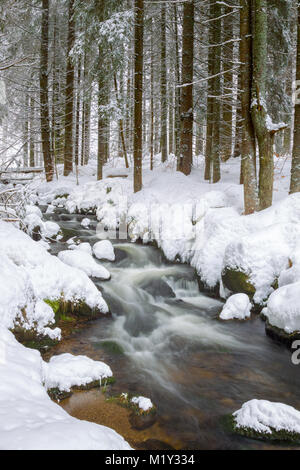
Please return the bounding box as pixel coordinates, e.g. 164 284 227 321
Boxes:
45 210 300 450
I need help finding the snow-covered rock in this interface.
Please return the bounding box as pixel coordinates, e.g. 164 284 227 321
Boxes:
81 218 91 228
24 212 61 240
219 294 251 321
233 399 300 440
44 353 112 392
93 240 115 261
69 242 92 255
131 396 154 412
58 250 111 280
264 282 300 334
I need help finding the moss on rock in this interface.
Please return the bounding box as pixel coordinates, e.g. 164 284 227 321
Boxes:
228 414 300 444
265 321 300 348
222 268 256 297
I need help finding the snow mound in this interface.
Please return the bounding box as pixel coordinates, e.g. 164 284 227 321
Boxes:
0 220 108 335
44 353 112 392
69 242 92 255
93 240 115 261
0 326 131 450
233 399 300 436
58 250 111 280
220 294 251 321
81 218 91 228
131 396 154 412
264 281 300 334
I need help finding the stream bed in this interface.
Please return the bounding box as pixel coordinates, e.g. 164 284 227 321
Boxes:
44 209 300 450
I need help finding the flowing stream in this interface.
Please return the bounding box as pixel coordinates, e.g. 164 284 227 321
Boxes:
45 209 300 450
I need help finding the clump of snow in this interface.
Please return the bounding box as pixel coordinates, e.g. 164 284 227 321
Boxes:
58 250 111 280
131 396 154 412
81 218 91 228
219 294 251 321
93 240 115 261
69 242 92 255
0 326 131 450
44 353 112 392
233 399 300 436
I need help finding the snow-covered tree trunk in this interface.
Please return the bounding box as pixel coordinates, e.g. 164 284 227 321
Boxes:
63 0 75 176
133 0 144 192
160 3 168 163
251 0 275 210
290 4 300 194
40 0 53 181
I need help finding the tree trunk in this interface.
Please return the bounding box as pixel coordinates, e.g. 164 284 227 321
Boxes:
211 0 221 183
133 0 144 193
160 3 168 163
240 0 258 214
222 4 234 161
174 4 181 164
251 0 277 210
179 0 194 176
29 95 35 167
63 0 75 176
290 5 300 194
40 0 53 181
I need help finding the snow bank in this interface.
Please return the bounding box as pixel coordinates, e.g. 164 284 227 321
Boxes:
44 353 112 392
58 250 111 280
220 294 251 321
0 220 108 336
93 240 115 261
233 399 300 436
0 327 131 450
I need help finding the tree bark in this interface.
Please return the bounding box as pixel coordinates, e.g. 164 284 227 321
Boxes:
160 3 168 163
133 0 144 192
63 0 75 176
179 0 194 176
240 0 259 214
290 5 300 194
251 0 277 210
40 0 53 181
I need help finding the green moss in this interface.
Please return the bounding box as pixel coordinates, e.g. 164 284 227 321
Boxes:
222 268 256 297
47 388 72 402
54 193 69 200
107 393 156 416
229 414 300 445
100 341 124 355
44 299 60 314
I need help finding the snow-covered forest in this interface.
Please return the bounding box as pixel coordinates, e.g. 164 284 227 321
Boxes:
1 0 300 452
